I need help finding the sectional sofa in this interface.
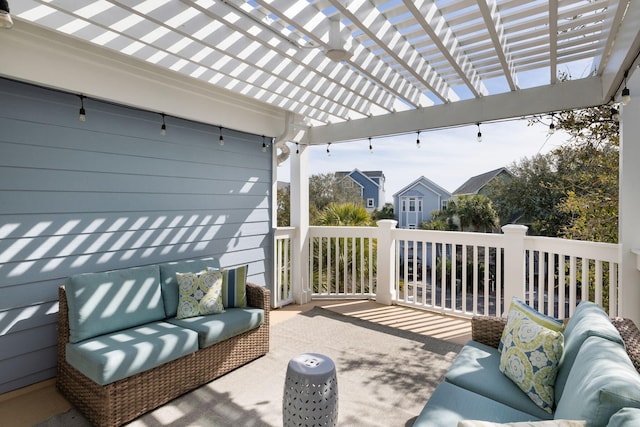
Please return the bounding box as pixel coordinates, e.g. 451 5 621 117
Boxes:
413 299 640 427
56 258 270 427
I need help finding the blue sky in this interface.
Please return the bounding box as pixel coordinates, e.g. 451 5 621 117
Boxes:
277 119 567 203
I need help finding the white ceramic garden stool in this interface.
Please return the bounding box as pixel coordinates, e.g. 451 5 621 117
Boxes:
283 353 338 427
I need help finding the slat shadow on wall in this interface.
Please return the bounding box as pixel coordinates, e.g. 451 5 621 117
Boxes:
0 78 273 394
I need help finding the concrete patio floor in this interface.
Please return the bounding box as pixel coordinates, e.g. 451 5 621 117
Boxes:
0 300 471 427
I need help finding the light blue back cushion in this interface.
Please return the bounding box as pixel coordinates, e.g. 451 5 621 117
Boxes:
555 301 624 403
607 408 640 427
159 258 220 318
66 265 165 343
554 336 640 425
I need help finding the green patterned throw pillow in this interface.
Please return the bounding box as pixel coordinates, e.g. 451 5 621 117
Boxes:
176 270 224 319
499 298 564 414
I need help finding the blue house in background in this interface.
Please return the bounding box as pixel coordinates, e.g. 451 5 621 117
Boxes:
335 169 386 212
393 176 451 229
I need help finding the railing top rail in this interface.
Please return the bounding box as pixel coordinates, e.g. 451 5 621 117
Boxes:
392 228 506 246
275 227 296 238
524 235 619 262
309 225 378 238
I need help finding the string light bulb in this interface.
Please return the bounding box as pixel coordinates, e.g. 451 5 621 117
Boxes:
262 135 267 152
326 142 331 157
622 71 631 106
548 113 555 135
416 131 421 148
78 95 86 122
0 0 13 30
611 106 620 122
476 123 482 142
160 113 167 136
219 127 224 146
368 137 373 154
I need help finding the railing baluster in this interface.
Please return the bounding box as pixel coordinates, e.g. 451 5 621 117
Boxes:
569 256 577 315
558 255 566 319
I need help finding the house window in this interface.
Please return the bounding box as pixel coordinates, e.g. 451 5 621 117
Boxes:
409 198 416 212
367 198 374 208
402 200 407 211
442 200 448 210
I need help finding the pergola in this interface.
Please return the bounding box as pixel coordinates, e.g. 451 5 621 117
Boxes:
1 0 640 321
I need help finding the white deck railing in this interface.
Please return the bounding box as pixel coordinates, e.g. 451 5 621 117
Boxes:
274 222 620 318
274 227 294 308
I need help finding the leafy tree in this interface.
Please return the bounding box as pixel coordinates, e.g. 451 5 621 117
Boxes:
309 173 363 225
487 154 570 236
455 195 499 232
549 105 619 243
420 196 497 232
276 186 290 227
371 203 394 222
488 103 619 242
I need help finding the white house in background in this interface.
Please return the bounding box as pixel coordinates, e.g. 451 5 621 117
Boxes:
335 169 386 212
393 176 452 229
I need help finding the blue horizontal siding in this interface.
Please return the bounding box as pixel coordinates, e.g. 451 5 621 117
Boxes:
0 78 273 394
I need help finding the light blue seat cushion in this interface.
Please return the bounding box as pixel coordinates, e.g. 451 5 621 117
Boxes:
66 265 165 343
607 408 640 427
444 341 552 419
555 301 624 403
412 382 543 427
66 321 198 385
555 336 640 426
167 307 264 348
159 258 221 318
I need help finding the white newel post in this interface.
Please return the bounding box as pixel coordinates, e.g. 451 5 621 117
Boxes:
501 224 528 315
291 144 312 305
376 219 398 305
619 70 640 324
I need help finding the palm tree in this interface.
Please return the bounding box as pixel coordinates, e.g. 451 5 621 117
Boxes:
313 203 376 294
317 202 372 226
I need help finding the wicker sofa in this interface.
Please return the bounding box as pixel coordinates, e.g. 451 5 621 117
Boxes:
413 300 640 426
56 258 270 427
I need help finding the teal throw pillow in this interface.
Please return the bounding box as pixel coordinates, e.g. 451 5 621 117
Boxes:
176 270 224 319
499 298 564 414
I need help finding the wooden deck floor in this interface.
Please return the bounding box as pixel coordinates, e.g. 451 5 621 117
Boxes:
0 300 470 426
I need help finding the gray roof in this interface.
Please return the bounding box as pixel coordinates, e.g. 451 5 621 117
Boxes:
453 167 511 195
335 170 385 180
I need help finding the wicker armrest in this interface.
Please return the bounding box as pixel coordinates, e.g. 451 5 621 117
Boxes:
246 282 270 310
472 316 507 349
612 317 640 373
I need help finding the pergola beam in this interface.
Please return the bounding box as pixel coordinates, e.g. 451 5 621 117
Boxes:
307 77 604 144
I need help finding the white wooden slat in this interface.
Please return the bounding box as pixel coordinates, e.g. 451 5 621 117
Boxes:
335 0 457 103
255 0 418 110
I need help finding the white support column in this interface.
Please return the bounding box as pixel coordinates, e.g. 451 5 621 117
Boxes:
618 71 640 324
501 224 528 315
376 219 398 305
291 145 312 304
